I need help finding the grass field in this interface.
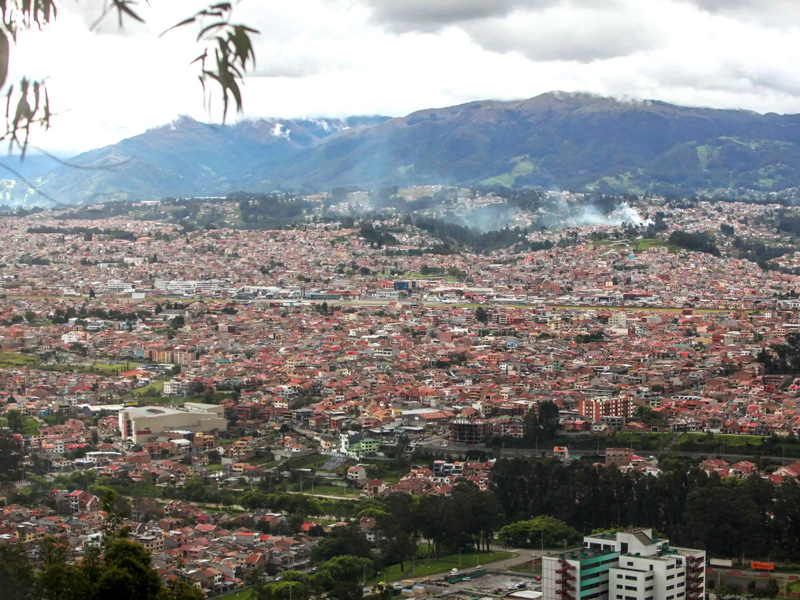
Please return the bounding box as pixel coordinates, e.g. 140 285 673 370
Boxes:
217 588 254 600
678 433 765 447
43 362 132 376
0 352 41 368
549 431 672 453
132 380 165 397
370 551 515 583
672 432 800 458
590 238 673 253
0 352 140 377
297 484 353 497
0 417 40 435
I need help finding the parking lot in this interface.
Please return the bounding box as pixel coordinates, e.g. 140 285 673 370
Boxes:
411 572 542 599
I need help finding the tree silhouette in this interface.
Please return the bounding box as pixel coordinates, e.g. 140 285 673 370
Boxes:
6 409 23 433
2 1 258 154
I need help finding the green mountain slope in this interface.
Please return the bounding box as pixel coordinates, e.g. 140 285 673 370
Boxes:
13 92 800 205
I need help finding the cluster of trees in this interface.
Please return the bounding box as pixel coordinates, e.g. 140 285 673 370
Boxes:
234 192 313 229
370 484 503 564
757 331 800 374
27 226 137 241
486 402 560 449
498 515 581 548
524 401 560 440
255 555 373 600
491 456 800 561
575 330 605 344
412 217 529 253
236 484 504 595
731 236 793 266
483 187 547 211
776 213 800 236
529 239 555 251
0 429 24 481
17 254 51 266
668 230 721 256
50 306 144 324
5 409 26 433
358 223 398 248
0 536 203 600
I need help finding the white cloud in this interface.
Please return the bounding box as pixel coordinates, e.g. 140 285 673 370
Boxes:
462 4 667 63
6 0 800 154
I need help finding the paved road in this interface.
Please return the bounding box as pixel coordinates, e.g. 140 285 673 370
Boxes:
395 548 552 586
285 490 360 501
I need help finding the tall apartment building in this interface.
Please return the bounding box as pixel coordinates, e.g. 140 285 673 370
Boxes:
543 529 705 600
579 397 636 422
449 419 491 444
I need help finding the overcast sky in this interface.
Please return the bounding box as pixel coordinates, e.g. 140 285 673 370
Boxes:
13 0 800 154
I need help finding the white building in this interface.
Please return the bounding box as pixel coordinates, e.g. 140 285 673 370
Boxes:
543 529 705 600
106 279 136 294
609 312 628 328
118 403 227 443
61 331 86 344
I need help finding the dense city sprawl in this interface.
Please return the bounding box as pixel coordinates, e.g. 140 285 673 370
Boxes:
4 189 800 600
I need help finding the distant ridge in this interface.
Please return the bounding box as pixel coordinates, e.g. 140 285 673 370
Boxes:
10 92 800 205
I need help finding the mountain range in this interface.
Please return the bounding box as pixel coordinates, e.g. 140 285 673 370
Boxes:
7 91 800 205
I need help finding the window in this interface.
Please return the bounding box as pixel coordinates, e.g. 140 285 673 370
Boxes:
667 584 675 590
645 587 653 592
583 582 601 591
